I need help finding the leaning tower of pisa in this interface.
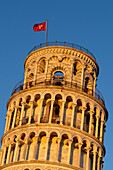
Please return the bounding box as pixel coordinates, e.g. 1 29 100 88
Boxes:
0 41 108 170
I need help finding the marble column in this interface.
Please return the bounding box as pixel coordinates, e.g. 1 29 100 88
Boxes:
86 147 91 170
78 143 82 167
19 102 25 126
60 101 65 125
12 107 18 128
22 139 28 160
80 107 86 130
28 101 34 124
89 110 94 134
6 144 11 164
92 149 97 170
95 112 100 138
45 137 49 160
68 140 72 164
37 98 43 123
71 103 76 127
33 136 38 160
13 140 19 162
57 138 61 162
100 119 104 143
49 100 54 123
7 108 13 131
1 146 6 165
4 113 9 133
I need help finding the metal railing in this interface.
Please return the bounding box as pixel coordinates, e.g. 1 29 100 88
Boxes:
28 41 96 60
11 79 105 106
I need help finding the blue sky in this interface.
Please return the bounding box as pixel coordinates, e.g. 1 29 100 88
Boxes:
0 0 113 169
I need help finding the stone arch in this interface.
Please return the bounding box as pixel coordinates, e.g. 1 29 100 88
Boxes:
81 139 90 169
72 134 82 144
37 131 47 160
63 96 73 126
84 72 93 93
59 134 69 163
26 132 36 160
40 93 52 123
49 130 60 139
47 132 58 161
51 94 62 124
48 64 69 81
70 136 79 165
74 99 82 129
38 57 46 74
31 94 41 123
89 143 97 170
18 132 26 140
17 132 26 161
38 130 48 138
83 102 91 132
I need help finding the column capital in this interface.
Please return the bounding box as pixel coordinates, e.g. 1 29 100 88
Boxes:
51 99 54 102
57 138 61 142
82 106 87 110
72 103 77 107
101 120 105 124
68 139 72 144
96 114 100 119
78 142 83 147
14 105 19 109
40 98 44 101
62 100 66 103
21 101 26 105
85 146 92 151
92 150 97 154
35 135 38 139
8 108 13 112
30 101 34 104
89 110 94 115
6 112 9 117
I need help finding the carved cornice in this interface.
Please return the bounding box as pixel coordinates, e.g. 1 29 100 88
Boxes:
0 160 82 170
1 121 105 155
24 46 99 76
7 84 108 119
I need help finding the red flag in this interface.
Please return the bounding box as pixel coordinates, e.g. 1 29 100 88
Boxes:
33 22 46 32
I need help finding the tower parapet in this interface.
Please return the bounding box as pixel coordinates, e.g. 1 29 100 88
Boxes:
0 42 108 170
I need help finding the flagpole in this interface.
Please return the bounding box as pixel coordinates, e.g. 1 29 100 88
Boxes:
46 20 48 44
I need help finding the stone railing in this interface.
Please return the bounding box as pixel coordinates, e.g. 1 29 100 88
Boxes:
11 79 105 106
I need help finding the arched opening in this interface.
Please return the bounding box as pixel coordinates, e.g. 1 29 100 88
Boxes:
53 71 64 86
64 96 73 126
84 77 92 94
15 108 21 127
9 110 14 130
59 134 69 163
37 132 47 160
22 96 31 125
39 59 46 73
75 99 82 129
10 135 17 162
73 62 78 76
40 93 51 123
91 107 96 136
51 94 62 124
84 103 90 132
19 98 22 106
18 133 26 161
26 132 35 160
31 94 41 124
47 132 58 161
81 140 87 168
70 137 79 165
89 144 94 170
